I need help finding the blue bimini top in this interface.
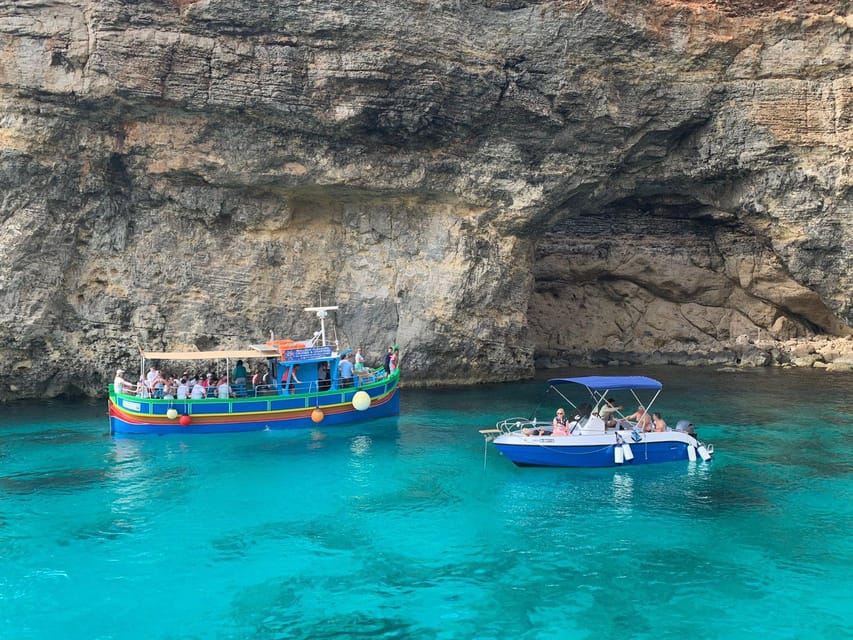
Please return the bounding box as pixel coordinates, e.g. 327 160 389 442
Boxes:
547 376 663 391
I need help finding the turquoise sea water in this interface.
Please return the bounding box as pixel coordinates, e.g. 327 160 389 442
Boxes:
2 366 853 640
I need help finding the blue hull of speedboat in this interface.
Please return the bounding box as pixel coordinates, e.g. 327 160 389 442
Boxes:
494 440 692 468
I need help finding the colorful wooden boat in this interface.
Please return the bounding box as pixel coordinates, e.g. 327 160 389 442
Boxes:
108 306 400 435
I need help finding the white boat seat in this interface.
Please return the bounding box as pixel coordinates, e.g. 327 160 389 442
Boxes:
576 414 606 435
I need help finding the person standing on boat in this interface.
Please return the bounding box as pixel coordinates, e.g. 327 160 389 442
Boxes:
176 377 189 400
339 354 354 388
162 376 175 400
354 347 365 371
217 376 234 399
318 361 331 391
283 365 302 394
390 346 399 373
135 378 150 398
232 360 248 386
146 366 159 394
190 380 206 399
383 347 393 374
113 369 136 395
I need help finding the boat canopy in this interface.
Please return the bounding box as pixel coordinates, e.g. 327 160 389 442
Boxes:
142 349 279 361
548 376 663 391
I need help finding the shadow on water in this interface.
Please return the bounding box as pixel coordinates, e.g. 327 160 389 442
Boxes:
0 468 108 494
0 427 105 447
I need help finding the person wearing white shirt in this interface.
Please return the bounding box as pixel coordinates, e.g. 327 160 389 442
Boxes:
217 378 232 399
113 369 135 394
190 382 205 399
146 366 159 391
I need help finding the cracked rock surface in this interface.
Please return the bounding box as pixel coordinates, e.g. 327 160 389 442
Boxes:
1 0 852 399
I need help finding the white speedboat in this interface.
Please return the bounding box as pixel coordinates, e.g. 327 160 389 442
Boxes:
484 376 713 468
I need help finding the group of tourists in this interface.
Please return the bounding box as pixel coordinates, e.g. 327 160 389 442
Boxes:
525 399 669 437
113 345 401 399
113 362 251 400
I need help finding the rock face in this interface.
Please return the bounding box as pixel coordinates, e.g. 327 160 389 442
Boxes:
0 0 851 399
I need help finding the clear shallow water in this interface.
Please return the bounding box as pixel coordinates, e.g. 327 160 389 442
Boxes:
2 366 853 639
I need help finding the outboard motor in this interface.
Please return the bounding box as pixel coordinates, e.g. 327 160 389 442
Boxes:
675 420 695 436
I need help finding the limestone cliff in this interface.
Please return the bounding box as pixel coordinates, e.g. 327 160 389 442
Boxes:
0 0 851 399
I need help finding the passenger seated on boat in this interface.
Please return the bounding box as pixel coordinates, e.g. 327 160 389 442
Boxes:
176 377 189 400
522 409 563 436
190 381 206 399
597 398 623 428
622 405 652 431
552 408 571 436
652 412 667 432
523 424 552 436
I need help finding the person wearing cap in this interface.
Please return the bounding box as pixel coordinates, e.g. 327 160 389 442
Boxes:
113 369 135 394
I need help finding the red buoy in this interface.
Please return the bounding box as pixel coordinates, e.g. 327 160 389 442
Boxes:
179 415 192 427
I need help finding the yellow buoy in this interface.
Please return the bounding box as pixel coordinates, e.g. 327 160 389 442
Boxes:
311 408 325 423
166 408 178 420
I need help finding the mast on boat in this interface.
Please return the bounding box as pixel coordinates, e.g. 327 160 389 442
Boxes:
304 306 338 347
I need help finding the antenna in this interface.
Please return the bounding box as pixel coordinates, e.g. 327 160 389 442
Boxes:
304 306 338 347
